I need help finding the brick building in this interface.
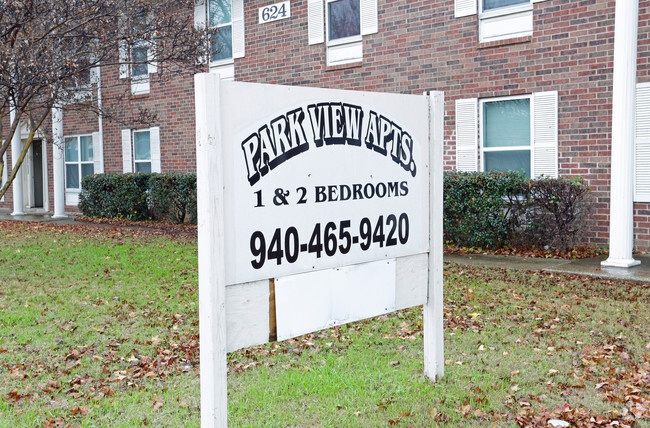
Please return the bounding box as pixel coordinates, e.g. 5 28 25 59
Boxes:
1 0 648 260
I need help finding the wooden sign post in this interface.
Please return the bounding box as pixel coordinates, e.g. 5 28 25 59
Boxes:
196 73 444 427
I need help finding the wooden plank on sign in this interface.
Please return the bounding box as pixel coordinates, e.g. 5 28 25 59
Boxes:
395 253 429 310
225 280 270 353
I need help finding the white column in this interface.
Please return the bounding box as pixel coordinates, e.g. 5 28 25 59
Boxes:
51 105 67 219
10 107 24 216
603 0 641 268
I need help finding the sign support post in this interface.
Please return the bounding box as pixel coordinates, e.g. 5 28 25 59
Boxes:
196 73 228 428
424 91 445 380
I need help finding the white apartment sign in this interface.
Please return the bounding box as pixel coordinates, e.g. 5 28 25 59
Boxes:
222 82 430 284
195 74 444 427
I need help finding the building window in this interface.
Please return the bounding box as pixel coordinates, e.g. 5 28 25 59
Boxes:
455 91 558 179
64 135 94 190
131 43 150 78
482 0 528 12
455 0 543 43
481 96 531 177
209 0 233 62
327 0 361 41
195 0 244 79
308 0 377 66
122 127 161 174
119 14 156 95
133 130 152 173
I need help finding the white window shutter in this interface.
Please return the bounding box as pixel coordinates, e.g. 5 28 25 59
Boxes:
360 0 378 36
232 0 245 59
92 132 104 174
635 83 650 202
119 41 129 79
147 43 158 74
455 98 478 172
194 0 209 65
150 127 162 173
122 129 133 173
194 0 207 29
532 91 558 178
308 0 324 45
455 0 477 18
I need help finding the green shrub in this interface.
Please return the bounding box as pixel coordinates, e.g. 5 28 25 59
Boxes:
443 171 591 250
519 176 591 250
149 173 197 224
443 170 525 248
79 173 153 221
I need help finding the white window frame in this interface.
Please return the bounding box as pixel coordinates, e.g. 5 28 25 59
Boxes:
130 41 152 95
195 0 244 80
479 0 530 15
122 127 161 174
456 91 558 178
64 132 103 206
308 0 378 66
325 0 363 66
64 134 95 191
479 94 532 176
133 129 153 173
118 14 157 96
455 0 546 43
208 0 234 68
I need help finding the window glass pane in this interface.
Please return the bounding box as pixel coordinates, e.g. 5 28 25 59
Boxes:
81 163 94 179
484 150 531 178
66 164 79 189
132 45 149 77
65 137 78 162
483 0 528 11
135 162 152 173
80 136 93 162
483 98 530 148
210 26 233 62
328 0 361 41
209 0 232 27
133 131 151 161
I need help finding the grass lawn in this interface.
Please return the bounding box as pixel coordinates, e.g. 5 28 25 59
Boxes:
0 220 648 427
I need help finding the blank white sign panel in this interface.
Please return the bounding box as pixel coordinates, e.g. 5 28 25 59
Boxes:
274 259 396 341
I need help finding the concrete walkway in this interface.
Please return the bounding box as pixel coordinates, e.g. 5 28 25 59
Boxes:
444 253 650 283
0 207 79 226
2 207 650 283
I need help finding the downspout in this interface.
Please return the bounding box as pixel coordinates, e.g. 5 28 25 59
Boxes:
96 64 104 167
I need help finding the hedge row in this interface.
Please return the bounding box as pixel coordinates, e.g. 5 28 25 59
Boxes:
79 171 591 250
78 172 197 224
444 171 591 250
